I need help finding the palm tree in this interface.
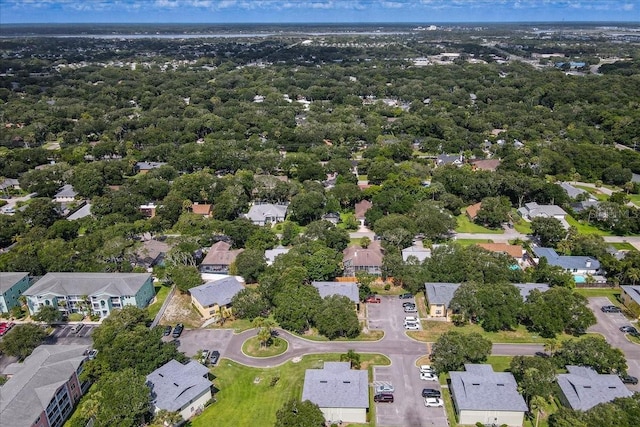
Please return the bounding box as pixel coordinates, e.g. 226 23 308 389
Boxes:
544 338 560 356
529 395 547 427
253 317 276 348
340 349 361 370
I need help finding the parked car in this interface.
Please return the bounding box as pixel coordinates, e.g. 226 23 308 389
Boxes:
172 323 184 338
601 305 622 313
210 350 221 365
88 349 99 360
374 393 394 403
200 349 210 364
405 322 419 330
419 365 434 374
620 325 638 334
534 351 550 358
404 306 418 313
421 388 441 398
375 384 395 394
404 316 419 324
365 295 381 303
620 374 639 385
402 301 415 308
70 323 84 334
420 372 438 381
399 293 413 299
424 397 444 407
163 325 172 336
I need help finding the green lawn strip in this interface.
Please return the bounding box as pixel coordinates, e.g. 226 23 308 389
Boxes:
193 354 389 427
627 334 640 345
440 387 459 426
242 336 288 357
409 322 574 344
454 238 493 246
574 287 622 305
610 242 637 251
291 328 384 342
369 282 404 295
628 193 640 206
511 211 533 234
485 355 513 372
146 285 171 320
455 213 504 234
565 215 612 236
573 185 610 201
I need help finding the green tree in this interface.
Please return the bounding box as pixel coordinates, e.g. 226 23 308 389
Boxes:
274 399 325 427
231 288 270 320
475 196 512 228
93 368 151 427
524 288 595 338
476 282 523 332
289 191 326 225
510 355 556 403
32 304 63 323
20 198 61 228
0 323 47 361
340 349 362 369
233 248 267 283
315 295 361 339
150 409 182 427
168 264 202 293
449 282 481 322
531 217 566 247
253 317 277 348
430 331 492 373
274 284 323 333
555 336 627 374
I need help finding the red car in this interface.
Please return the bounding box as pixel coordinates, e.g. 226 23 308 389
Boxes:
365 295 381 303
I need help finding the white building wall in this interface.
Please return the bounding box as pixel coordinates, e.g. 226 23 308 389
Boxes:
178 389 212 421
459 409 524 427
320 407 366 424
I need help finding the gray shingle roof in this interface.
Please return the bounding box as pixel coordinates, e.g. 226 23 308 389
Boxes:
559 182 589 200
136 161 166 170
190 276 244 307
519 202 567 218
621 285 640 306
245 203 288 223
533 247 600 271
24 272 152 298
425 283 460 306
301 362 369 409
0 345 88 427
402 244 432 262
449 364 528 412
146 360 211 412
0 272 29 293
513 283 550 300
265 246 289 265
55 184 77 198
67 203 92 220
557 366 632 411
311 281 359 304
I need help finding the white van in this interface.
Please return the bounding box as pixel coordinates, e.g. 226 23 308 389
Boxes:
71 323 84 333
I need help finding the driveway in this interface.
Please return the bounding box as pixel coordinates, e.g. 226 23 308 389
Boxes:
163 328 235 358
588 297 640 391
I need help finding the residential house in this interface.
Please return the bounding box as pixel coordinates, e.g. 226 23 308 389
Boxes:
146 359 212 422
559 182 592 200
465 202 482 220
135 161 166 174
199 241 244 274
0 177 20 193
449 364 528 427
354 199 372 225
402 242 432 263
24 272 155 320
312 281 360 304
191 203 212 217
139 203 157 218
436 153 463 167
0 345 90 427
557 366 632 411
517 202 569 228
343 241 384 277
477 243 526 267
571 200 601 214
190 276 244 320
620 286 640 316
471 159 501 172
0 272 31 314
67 203 92 220
265 246 290 266
532 247 602 280
301 362 369 424
244 203 288 226
54 184 77 203
425 282 549 319
321 212 341 225
134 239 170 270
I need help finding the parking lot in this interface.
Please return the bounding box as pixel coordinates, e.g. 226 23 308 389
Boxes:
44 324 96 345
367 295 447 427
162 327 234 359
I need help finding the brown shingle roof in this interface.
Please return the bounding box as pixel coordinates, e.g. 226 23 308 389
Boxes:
465 202 482 219
201 241 244 266
354 200 373 219
477 243 524 259
343 241 383 267
472 159 501 171
191 203 212 215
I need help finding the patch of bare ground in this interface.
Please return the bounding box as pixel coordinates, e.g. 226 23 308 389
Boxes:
159 292 203 328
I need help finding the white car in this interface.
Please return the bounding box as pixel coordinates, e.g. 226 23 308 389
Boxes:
404 316 419 324
420 372 438 381
424 397 444 407
375 384 395 394
419 365 434 374
405 322 419 330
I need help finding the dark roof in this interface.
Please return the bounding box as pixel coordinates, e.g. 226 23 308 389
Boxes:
301 362 369 409
533 247 600 271
449 364 527 412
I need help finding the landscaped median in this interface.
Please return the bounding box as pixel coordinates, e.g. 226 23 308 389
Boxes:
241 335 288 357
192 353 390 427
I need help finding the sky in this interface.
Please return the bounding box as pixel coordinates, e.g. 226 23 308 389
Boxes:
0 0 638 24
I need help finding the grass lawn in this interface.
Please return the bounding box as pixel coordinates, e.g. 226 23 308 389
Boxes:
628 193 640 206
192 353 390 427
369 281 404 295
455 213 504 234
565 215 612 236
485 355 513 372
293 328 384 342
573 185 610 201
610 242 637 251
242 336 288 357
408 322 574 344
358 174 368 181
574 287 622 305
454 238 493 246
147 285 172 320
512 217 533 234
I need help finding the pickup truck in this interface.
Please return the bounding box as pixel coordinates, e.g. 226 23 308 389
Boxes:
365 295 381 303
